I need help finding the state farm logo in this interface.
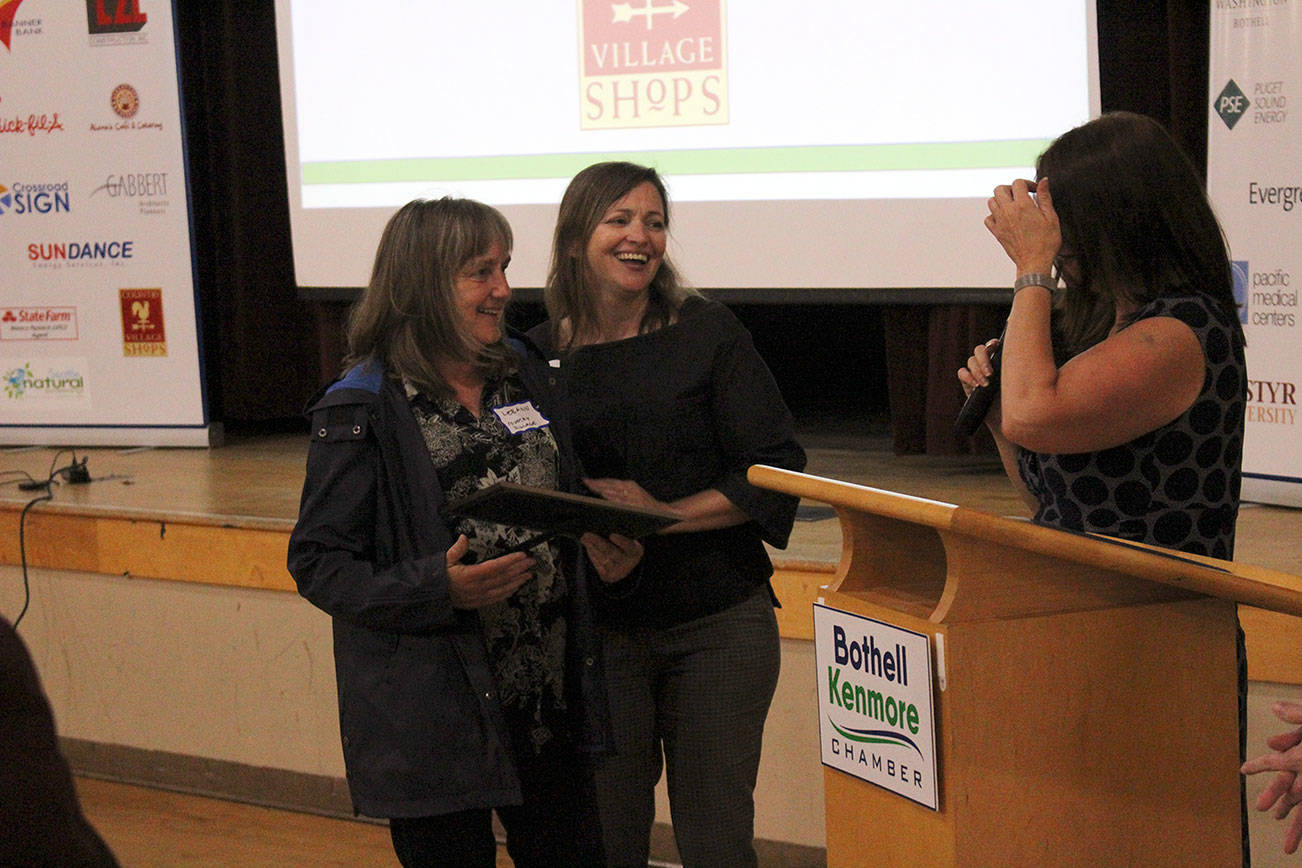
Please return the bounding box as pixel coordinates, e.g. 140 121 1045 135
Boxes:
86 0 148 46
1 306 79 341
580 0 728 130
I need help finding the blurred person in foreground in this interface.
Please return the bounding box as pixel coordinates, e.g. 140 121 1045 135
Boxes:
0 614 119 866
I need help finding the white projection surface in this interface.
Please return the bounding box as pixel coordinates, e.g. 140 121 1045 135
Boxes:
274 2 1099 291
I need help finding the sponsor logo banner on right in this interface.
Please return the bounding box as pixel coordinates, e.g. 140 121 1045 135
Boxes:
1209 0 1302 505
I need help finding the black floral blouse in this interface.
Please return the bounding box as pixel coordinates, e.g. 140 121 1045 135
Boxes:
407 373 568 752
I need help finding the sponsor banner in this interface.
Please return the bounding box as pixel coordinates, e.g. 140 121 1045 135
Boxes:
1209 0 1301 505
0 0 209 440
813 603 938 810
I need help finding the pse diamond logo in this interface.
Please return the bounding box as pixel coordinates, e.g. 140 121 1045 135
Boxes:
1215 80 1248 130
0 183 12 214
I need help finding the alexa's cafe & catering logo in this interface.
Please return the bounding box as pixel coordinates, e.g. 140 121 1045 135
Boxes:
813 603 939 810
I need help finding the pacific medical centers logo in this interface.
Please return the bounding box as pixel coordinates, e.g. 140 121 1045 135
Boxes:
579 0 728 130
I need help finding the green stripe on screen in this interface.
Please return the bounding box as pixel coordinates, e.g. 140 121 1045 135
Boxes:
300 140 1051 185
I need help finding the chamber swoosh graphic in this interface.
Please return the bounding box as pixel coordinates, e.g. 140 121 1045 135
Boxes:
828 717 924 759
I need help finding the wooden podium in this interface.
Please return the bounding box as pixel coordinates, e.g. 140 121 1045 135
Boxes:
749 465 1302 867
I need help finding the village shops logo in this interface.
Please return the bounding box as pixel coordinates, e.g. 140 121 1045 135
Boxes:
86 0 148 46
579 0 728 130
4 361 85 399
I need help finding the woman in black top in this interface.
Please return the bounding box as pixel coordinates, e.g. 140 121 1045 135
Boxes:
530 162 806 867
288 197 641 868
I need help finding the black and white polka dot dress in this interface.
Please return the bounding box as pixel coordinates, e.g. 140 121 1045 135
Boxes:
1017 294 1247 559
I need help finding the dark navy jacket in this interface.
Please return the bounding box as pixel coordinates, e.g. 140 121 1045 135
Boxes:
286 335 609 819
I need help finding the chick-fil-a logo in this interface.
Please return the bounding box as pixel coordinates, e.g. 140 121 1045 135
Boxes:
0 97 67 137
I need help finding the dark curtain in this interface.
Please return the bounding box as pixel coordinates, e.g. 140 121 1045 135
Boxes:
177 2 336 427
181 1 1212 446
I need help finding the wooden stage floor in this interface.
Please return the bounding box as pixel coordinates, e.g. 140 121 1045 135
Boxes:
2 426 1298 577
5 427 1302 867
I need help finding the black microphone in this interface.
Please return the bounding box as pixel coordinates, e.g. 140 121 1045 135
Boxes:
954 332 1004 437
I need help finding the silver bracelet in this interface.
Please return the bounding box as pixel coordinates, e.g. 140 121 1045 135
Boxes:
1013 272 1056 295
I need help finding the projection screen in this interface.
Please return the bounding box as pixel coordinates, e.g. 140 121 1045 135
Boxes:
274 1 1100 293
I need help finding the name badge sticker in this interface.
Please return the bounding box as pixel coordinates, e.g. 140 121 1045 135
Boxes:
492 400 550 434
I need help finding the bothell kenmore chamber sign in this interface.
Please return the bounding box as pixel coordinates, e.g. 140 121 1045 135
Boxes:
813 603 938 809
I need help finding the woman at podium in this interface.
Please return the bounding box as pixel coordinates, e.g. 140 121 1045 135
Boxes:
957 110 1249 862
958 111 1246 561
